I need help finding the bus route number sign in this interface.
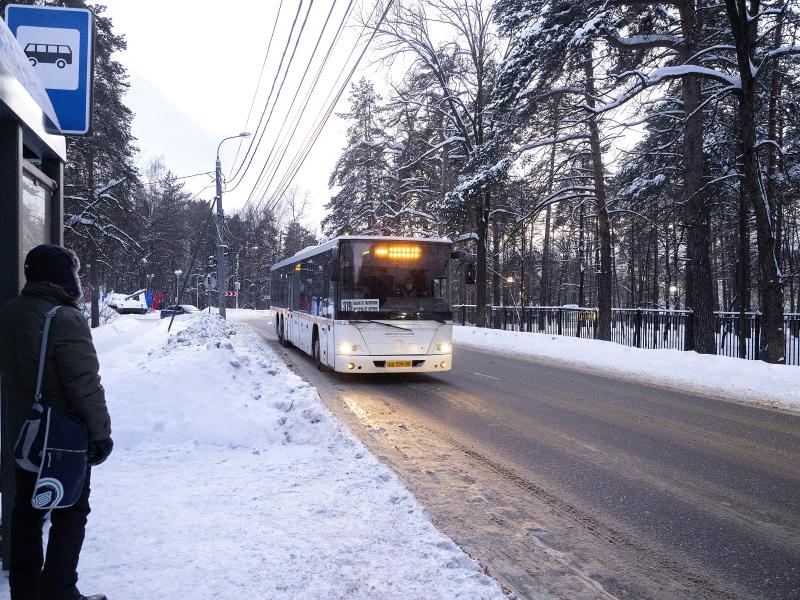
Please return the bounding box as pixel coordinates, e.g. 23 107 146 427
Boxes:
341 299 379 312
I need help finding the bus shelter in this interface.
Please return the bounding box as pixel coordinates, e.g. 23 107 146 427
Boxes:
0 17 66 568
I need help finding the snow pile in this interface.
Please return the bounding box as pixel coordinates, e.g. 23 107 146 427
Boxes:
108 313 331 449
455 326 800 411
0 315 506 599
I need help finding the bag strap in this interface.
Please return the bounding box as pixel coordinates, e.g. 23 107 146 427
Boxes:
34 306 62 404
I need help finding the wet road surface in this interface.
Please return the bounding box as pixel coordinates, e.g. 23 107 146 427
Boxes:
241 315 800 600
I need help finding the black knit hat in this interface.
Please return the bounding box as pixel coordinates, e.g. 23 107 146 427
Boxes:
24 244 83 300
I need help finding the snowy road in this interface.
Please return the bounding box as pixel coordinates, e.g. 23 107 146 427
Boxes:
240 314 800 600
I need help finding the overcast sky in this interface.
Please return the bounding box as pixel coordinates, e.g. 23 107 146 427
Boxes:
103 0 385 231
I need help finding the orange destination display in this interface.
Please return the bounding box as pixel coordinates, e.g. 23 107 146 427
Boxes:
374 245 422 260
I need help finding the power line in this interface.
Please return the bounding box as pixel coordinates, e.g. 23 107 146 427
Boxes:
257 0 397 215
140 171 214 185
245 0 376 214
237 0 349 205
226 0 312 189
228 0 286 178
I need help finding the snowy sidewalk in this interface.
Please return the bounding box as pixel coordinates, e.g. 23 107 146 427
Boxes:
1 314 505 600
455 326 800 412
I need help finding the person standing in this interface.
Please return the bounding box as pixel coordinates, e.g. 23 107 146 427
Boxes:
0 245 113 600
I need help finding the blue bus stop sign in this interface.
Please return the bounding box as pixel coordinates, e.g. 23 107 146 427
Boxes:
5 4 94 135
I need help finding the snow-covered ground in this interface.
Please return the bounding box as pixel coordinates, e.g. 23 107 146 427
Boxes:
1 314 505 600
455 326 800 412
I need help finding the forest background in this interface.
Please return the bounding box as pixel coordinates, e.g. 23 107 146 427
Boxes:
6 0 800 363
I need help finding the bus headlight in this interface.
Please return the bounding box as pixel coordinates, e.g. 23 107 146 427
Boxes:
339 343 359 354
436 343 451 353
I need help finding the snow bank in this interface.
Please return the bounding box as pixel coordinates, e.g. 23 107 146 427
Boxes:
0 314 505 599
455 326 800 411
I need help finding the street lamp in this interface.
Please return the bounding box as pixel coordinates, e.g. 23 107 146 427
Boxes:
174 269 183 304
215 131 251 319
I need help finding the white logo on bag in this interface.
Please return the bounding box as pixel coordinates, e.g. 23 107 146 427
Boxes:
33 477 64 508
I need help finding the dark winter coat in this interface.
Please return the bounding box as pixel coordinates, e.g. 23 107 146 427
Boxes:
0 282 112 445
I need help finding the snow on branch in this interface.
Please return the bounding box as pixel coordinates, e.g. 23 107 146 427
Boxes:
589 65 741 113
453 133 590 195
607 33 682 50
754 45 800 79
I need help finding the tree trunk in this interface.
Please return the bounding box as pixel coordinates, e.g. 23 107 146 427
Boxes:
475 190 490 327
492 222 501 305
766 2 784 269
578 202 586 307
726 0 785 363
679 1 716 353
583 46 612 340
87 147 100 329
540 206 552 306
737 184 750 358
538 114 559 307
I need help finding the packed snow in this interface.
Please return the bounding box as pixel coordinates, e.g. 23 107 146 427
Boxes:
1 313 505 600
455 326 800 412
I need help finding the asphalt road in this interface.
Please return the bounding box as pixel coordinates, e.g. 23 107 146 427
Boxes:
241 315 800 600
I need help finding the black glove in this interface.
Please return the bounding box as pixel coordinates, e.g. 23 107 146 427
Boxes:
88 437 114 466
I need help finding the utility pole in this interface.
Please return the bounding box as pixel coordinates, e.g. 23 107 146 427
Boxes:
214 153 227 319
214 132 251 320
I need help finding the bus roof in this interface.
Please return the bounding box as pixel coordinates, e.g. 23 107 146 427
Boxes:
270 235 452 271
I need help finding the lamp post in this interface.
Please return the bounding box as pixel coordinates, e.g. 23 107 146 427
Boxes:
215 131 251 319
174 269 183 304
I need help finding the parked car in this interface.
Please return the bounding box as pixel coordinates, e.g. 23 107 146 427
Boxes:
106 291 148 315
159 304 200 319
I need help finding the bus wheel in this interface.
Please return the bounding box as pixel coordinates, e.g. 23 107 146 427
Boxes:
56 59 66 69
278 318 287 347
313 337 325 371
29 57 38 67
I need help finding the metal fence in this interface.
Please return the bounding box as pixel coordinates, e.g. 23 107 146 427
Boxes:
452 305 800 366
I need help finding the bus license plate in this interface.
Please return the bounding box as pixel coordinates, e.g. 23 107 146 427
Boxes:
386 360 412 368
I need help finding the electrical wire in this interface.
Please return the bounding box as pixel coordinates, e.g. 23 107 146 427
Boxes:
244 0 380 215
228 0 286 178
226 0 311 189
242 0 358 211
140 171 214 185
236 0 346 204
256 0 397 214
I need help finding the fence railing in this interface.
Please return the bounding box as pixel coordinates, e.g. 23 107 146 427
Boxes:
452 305 800 366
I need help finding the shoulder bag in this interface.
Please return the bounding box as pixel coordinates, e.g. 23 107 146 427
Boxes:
13 305 89 509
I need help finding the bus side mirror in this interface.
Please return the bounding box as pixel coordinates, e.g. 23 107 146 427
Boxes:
329 259 340 281
465 263 476 285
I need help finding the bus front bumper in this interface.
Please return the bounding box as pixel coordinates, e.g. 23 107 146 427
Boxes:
334 354 452 374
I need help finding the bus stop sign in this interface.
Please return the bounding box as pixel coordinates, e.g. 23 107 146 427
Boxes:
5 4 94 135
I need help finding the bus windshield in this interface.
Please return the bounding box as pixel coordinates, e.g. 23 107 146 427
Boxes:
338 240 451 320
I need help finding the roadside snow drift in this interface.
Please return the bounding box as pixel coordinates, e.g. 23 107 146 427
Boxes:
455 326 800 411
1 314 505 599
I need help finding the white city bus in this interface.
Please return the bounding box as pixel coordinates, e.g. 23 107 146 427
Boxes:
270 236 455 373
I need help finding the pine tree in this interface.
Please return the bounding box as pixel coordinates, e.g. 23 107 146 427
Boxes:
323 78 393 237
